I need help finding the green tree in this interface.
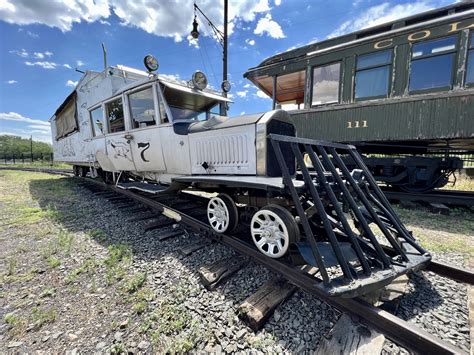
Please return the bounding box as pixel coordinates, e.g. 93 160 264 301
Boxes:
0 135 52 156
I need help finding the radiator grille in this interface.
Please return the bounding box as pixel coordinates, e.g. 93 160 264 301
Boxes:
194 135 250 167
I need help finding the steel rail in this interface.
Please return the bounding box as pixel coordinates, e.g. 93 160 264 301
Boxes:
4 167 470 354
427 260 474 285
382 188 474 206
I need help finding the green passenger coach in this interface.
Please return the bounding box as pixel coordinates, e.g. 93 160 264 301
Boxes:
244 2 474 192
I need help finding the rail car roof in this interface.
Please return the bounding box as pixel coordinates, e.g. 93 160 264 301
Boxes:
50 64 230 121
244 2 474 81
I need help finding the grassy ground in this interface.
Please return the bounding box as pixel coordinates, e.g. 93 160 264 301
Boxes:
0 162 71 170
443 174 474 191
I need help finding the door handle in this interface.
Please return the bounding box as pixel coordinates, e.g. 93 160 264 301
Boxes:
123 134 134 143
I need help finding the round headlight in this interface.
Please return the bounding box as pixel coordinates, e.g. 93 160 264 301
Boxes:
144 54 159 72
221 80 231 93
192 70 208 90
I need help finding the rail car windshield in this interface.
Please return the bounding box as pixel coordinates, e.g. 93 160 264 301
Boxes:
160 83 226 122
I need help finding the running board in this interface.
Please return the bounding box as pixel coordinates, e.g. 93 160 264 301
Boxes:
269 134 431 297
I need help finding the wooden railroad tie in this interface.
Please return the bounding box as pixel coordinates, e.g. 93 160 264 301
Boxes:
315 314 385 355
237 279 296 331
128 212 159 222
179 240 211 256
156 228 184 241
198 255 246 291
93 191 114 196
144 217 176 232
361 274 410 313
108 197 131 203
428 203 450 215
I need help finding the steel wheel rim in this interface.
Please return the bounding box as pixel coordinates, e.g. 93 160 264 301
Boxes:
251 209 289 258
207 197 230 233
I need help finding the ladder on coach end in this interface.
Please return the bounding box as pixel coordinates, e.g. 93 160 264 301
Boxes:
269 134 431 298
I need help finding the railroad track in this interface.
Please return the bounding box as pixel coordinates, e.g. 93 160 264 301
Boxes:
3 167 473 354
383 188 474 207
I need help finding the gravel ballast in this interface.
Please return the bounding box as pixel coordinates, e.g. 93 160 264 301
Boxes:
0 170 472 353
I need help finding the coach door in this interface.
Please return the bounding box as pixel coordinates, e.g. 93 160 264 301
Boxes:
103 95 137 171
127 84 166 172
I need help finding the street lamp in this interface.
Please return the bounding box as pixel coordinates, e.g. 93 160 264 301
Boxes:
191 0 229 115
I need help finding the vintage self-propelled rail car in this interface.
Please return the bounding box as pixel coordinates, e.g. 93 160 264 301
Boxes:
244 2 474 192
51 57 431 297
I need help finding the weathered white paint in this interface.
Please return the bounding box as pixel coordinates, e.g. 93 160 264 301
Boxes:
51 64 291 184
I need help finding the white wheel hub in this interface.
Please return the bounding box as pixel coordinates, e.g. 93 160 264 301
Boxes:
251 209 290 258
207 196 230 233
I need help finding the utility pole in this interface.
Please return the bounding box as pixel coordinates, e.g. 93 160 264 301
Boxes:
223 0 228 93
191 0 229 116
30 135 33 162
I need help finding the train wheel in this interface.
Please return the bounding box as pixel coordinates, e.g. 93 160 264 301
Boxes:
78 166 88 177
207 194 238 234
250 205 299 259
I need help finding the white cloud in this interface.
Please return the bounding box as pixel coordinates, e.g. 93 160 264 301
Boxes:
25 61 58 69
63 64 72 69
158 73 181 82
18 28 39 38
243 83 251 88
240 111 246 115
245 38 256 46
254 13 285 39
274 0 282 5
236 90 248 97
5 80 18 84
76 60 85 67
28 124 51 134
99 19 111 25
255 90 271 100
66 80 78 88
2 131 52 143
329 1 434 38
0 112 50 126
9 49 29 58
0 0 273 41
0 0 110 32
33 51 53 59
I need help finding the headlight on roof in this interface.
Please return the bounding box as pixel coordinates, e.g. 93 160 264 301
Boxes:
144 54 159 72
192 70 208 90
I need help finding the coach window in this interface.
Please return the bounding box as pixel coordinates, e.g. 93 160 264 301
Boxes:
90 106 105 136
129 87 156 129
311 62 340 105
409 36 456 92
465 33 474 85
354 50 391 100
105 97 125 133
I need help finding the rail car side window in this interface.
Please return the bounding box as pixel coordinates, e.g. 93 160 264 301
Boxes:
129 87 156 129
105 98 125 133
311 62 340 105
354 50 391 100
90 106 105 136
465 33 474 85
409 36 456 92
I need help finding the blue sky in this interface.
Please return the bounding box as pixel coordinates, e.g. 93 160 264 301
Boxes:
0 0 455 143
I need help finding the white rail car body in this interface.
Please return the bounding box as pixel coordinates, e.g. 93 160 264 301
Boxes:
51 65 293 184
49 62 431 297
